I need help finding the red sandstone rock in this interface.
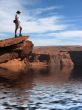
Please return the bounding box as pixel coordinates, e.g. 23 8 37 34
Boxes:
34 47 82 67
0 36 28 47
0 36 33 64
0 52 18 63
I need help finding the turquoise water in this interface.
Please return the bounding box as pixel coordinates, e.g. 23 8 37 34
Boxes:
0 67 82 110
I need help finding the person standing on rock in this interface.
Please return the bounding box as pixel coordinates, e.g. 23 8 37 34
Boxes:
14 11 22 37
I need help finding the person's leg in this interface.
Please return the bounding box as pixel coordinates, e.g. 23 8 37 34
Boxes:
19 26 22 36
15 24 18 37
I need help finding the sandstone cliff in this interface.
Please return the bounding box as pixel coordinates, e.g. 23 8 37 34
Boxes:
33 46 82 68
0 36 33 72
0 37 82 72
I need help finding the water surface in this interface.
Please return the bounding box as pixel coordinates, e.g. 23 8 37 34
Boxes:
0 66 82 110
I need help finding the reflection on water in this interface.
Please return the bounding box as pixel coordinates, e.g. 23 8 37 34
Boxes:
0 66 82 110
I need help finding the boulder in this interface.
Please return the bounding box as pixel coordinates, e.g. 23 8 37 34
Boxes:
0 36 33 69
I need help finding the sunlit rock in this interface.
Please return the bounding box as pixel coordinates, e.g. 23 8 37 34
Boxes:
0 36 33 71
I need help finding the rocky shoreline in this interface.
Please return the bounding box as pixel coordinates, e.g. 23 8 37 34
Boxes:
0 36 33 72
0 37 82 73
33 46 82 68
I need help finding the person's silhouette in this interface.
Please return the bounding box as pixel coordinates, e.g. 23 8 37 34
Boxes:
14 11 22 37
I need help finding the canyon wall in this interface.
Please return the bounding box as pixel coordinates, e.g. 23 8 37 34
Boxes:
0 36 82 72
33 46 82 68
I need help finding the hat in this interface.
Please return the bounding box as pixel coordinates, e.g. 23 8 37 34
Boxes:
16 11 21 14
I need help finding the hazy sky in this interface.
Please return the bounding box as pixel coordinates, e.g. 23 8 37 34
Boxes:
0 0 82 46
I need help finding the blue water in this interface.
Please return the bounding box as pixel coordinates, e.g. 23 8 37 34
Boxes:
0 67 82 110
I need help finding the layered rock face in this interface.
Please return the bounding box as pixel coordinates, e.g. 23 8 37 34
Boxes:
33 46 82 67
30 52 73 68
0 37 82 72
0 36 33 71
